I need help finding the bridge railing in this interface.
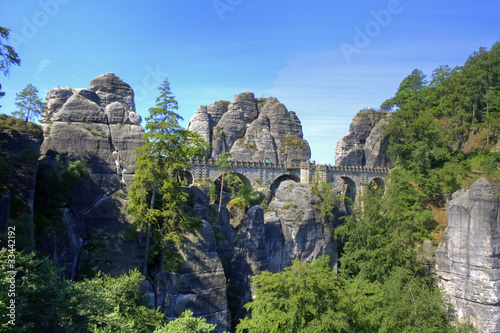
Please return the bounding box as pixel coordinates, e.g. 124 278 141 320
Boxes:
188 158 390 174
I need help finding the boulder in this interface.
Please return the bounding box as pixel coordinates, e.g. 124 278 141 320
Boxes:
53 94 106 124
42 87 74 121
436 178 500 333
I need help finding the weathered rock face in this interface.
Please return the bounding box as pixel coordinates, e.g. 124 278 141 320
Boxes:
41 73 143 176
39 74 231 330
335 109 393 168
186 92 311 163
205 180 337 328
264 180 337 272
38 73 145 277
155 220 230 332
435 178 500 333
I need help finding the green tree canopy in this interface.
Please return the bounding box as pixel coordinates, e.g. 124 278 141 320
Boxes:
236 255 349 333
154 310 217 333
0 26 21 105
12 84 44 122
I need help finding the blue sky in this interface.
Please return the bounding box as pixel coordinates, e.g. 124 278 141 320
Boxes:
1 0 499 164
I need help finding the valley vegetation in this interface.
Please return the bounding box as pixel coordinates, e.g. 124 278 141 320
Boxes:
0 22 499 332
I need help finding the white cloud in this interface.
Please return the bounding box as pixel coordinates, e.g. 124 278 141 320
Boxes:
36 60 51 77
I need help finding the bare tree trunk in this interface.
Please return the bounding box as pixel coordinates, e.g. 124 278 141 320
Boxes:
216 171 224 223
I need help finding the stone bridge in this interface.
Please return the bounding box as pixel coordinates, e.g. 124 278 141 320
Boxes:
186 158 390 202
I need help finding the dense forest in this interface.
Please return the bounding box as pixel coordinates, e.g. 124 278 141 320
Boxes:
1 25 499 332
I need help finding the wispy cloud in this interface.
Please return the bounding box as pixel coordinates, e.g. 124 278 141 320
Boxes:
36 60 51 77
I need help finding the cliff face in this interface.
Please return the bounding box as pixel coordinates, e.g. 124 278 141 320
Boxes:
335 109 393 168
38 74 234 331
211 180 337 327
436 178 500 333
39 73 146 278
187 93 311 163
0 116 43 250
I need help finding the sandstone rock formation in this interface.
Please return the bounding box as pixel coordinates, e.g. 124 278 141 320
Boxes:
39 73 145 277
212 180 337 327
41 73 143 178
186 92 311 163
39 74 231 331
436 178 500 333
264 180 337 272
335 108 393 168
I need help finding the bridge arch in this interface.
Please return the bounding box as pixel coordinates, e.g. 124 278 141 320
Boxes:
368 177 385 191
212 172 252 188
338 176 356 203
179 170 193 186
270 174 300 196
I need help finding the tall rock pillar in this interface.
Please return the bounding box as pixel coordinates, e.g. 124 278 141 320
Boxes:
436 178 500 332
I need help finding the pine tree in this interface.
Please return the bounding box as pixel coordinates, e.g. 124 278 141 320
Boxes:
127 78 209 281
12 84 44 122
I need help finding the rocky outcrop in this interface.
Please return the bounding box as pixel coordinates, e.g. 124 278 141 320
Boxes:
38 73 145 277
335 108 393 168
39 74 232 330
152 220 230 332
41 73 143 177
186 93 311 163
264 180 337 272
436 178 500 333
214 180 337 327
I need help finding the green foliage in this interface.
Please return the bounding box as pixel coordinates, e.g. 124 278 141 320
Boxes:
12 84 44 122
336 186 418 283
34 155 87 236
314 182 343 223
237 255 348 333
0 26 21 104
154 309 216 333
279 135 308 154
0 249 70 332
68 269 166 332
0 250 166 332
127 78 209 276
0 113 43 136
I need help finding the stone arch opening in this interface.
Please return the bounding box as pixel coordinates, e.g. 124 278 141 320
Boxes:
212 172 252 204
213 172 252 188
179 170 193 186
270 174 300 196
339 177 356 201
368 177 385 191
